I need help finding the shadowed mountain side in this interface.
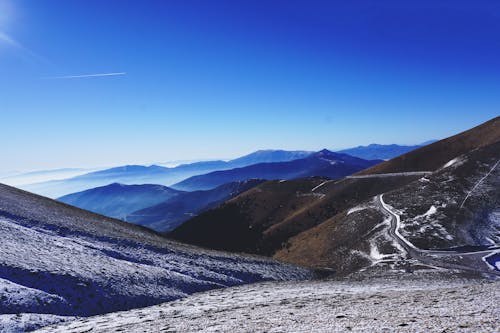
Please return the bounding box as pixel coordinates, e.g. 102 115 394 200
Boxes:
58 183 183 220
169 175 420 255
127 179 265 232
358 116 500 175
0 183 311 322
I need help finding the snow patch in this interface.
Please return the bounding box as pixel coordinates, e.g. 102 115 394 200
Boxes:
347 205 369 216
443 158 458 168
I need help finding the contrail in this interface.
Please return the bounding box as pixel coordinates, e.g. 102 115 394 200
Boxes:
45 72 127 79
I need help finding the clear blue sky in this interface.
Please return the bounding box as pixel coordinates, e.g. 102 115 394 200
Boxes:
1 0 499 171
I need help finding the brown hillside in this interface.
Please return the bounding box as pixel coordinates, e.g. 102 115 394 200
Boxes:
277 140 500 274
170 175 420 255
358 116 500 174
170 116 500 275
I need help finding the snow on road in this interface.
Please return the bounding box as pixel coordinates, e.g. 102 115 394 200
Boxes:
379 194 418 251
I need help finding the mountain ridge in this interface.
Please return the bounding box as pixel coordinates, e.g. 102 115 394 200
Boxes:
172 149 382 191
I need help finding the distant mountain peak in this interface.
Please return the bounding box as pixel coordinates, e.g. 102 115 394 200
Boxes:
313 149 342 159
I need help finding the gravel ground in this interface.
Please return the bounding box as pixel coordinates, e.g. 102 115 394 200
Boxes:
34 272 499 333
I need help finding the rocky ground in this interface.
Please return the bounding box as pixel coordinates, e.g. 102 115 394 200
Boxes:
34 270 499 333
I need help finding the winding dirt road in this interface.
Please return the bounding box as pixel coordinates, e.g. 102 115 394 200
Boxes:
377 194 500 276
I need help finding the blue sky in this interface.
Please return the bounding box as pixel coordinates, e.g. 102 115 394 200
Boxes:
0 0 499 171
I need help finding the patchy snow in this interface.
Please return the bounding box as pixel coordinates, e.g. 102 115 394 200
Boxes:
0 184 311 332
0 213 309 319
380 195 418 251
0 314 75 333
460 158 500 209
310 180 332 192
346 205 370 216
422 205 437 217
368 242 394 262
33 276 499 333
442 158 459 168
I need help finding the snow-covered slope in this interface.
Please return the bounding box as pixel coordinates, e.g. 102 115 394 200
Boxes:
33 272 499 333
0 184 311 332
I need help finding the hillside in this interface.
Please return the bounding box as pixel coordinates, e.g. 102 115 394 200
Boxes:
358 116 500 174
33 273 498 333
170 175 421 255
171 117 500 276
276 141 500 275
0 183 311 332
172 150 382 191
127 179 265 231
58 183 183 220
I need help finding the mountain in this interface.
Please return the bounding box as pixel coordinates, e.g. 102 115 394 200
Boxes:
58 183 183 220
21 163 227 198
276 140 500 274
0 183 310 332
337 143 425 160
126 179 265 232
171 150 382 191
170 175 420 255
170 117 500 276
20 150 314 198
358 116 500 174
229 150 312 167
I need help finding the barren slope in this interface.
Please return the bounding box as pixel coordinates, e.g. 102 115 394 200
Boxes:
358 116 500 174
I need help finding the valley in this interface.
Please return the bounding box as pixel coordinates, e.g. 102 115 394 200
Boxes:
1 117 499 332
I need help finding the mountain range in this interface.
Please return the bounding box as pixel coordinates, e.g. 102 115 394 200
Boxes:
15 145 424 198
56 150 380 230
1 117 499 333
58 179 265 232
336 142 435 160
172 150 382 191
170 116 500 276
20 150 313 198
